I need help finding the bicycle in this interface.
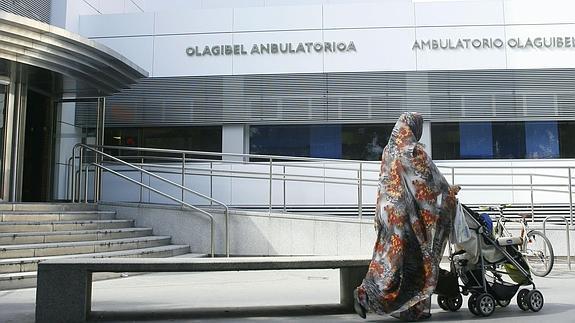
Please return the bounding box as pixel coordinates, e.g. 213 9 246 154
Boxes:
481 204 554 277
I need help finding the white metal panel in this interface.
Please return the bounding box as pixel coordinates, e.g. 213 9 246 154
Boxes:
233 5 322 32
61 0 102 33
83 0 99 10
201 0 265 8
232 30 324 75
99 0 127 14
131 0 146 10
415 26 507 71
124 0 144 13
79 13 155 38
222 125 247 156
142 0 202 12
323 28 416 73
96 37 154 74
323 1 415 29
414 0 504 27
153 33 234 77
327 0 379 4
265 0 327 6
154 9 233 35
504 0 575 25
505 24 575 69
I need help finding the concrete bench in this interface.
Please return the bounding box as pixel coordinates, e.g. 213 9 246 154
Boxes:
35 255 370 323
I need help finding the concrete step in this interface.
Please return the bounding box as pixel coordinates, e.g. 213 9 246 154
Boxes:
0 219 134 233
0 203 97 212
0 227 153 245
0 244 192 274
0 236 172 259
0 211 116 222
0 246 195 290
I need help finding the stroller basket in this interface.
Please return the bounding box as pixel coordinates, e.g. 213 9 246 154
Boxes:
435 269 459 297
490 281 520 300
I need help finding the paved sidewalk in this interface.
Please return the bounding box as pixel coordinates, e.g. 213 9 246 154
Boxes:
1 265 574 322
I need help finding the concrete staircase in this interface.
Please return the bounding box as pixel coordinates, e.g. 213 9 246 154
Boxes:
0 203 191 290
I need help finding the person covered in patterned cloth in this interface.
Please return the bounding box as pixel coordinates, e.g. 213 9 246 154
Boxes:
353 112 460 321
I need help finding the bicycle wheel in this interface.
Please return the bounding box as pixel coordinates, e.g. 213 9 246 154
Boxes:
523 230 554 277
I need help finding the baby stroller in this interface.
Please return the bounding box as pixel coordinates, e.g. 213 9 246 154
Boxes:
434 203 544 317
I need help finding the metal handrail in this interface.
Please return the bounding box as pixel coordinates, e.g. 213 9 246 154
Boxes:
93 144 380 164
70 144 230 257
543 215 571 270
69 144 575 226
89 163 216 257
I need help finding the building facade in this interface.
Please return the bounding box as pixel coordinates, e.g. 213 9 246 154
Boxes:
4 0 575 201
71 0 575 168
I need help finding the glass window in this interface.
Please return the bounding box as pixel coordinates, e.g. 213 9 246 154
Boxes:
431 123 460 160
433 121 535 160
141 127 221 152
559 121 575 158
250 125 310 158
104 126 222 159
342 124 393 160
310 125 342 159
460 122 493 159
525 122 559 158
250 124 394 160
492 122 525 159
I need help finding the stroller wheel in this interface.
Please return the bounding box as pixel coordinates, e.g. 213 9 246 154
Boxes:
496 299 511 307
468 294 479 316
527 290 544 312
517 288 530 311
475 293 496 317
437 295 449 311
446 294 463 311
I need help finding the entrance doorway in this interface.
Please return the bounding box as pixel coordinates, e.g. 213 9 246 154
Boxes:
21 90 53 201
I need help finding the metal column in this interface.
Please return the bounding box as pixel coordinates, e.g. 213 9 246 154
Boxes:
2 63 27 202
93 97 105 202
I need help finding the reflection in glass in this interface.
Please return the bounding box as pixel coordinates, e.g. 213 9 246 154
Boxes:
342 125 393 160
460 122 493 159
525 122 559 158
250 124 393 161
493 122 525 159
104 126 222 159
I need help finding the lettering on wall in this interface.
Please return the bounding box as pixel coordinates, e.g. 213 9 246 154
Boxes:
413 37 575 50
186 41 357 57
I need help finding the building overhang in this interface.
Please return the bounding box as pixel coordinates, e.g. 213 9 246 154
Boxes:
0 10 148 97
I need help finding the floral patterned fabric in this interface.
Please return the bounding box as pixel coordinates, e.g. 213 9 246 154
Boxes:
355 112 458 321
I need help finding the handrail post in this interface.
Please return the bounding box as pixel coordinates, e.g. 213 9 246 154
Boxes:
210 161 213 206
283 165 286 213
139 157 144 203
66 156 73 201
225 207 229 257
181 153 186 203
543 216 571 271
358 162 363 221
530 174 534 223
78 147 84 202
569 168 573 226
93 147 100 203
451 167 455 185
269 157 273 214
84 164 89 203
211 219 215 257
71 149 76 203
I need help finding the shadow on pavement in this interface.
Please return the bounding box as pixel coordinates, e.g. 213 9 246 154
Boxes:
91 304 349 321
